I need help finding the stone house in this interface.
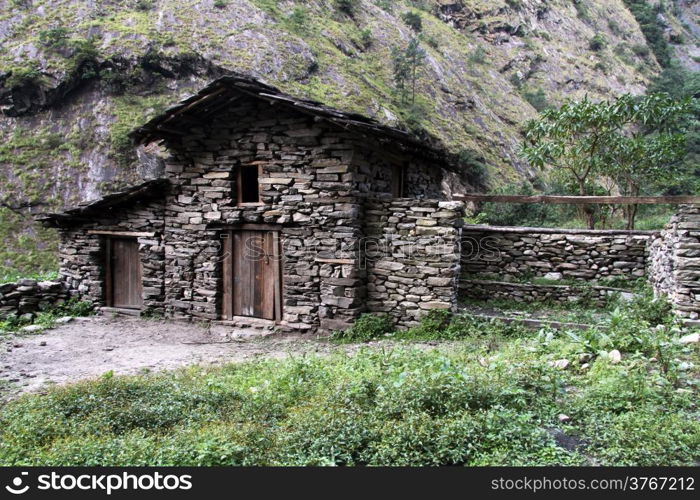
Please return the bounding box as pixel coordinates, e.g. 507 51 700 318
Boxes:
42 75 466 332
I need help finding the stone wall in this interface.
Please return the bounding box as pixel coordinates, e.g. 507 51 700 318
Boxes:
648 205 700 320
159 97 446 330
461 225 654 282
364 199 464 329
459 279 634 307
0 280 69 320
57 198 166 314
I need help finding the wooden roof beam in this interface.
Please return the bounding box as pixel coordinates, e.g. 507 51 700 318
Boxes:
454 194 700 205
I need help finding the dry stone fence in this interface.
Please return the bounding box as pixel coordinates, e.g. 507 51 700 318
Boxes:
648 205 700 321
0 280 69 321
2 204 699 328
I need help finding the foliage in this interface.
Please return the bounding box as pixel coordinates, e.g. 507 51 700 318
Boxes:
522 87 550 112
38 28 69 48
286 7 309 34
521 93 692 228
335 0 359 16
375 0 393 12
392 37 426 106
358 28 373 49
0 208 58 281
401 11 422 32
456 148 490 188
330 313 395 342
476 181 577 227
5 63 43 88
214 0 228 8
110 94 169 167
588 33 607 51
622 0 672 67
646 63 700 196
468 46 487 65
0 270 58 285
0 298 94 334
134 0 153 11
1 305 697 466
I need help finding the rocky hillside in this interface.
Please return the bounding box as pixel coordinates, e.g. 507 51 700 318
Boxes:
0 0 697 276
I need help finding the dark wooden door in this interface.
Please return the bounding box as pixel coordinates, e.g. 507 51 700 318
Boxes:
107 238 143 309
222 230 281 320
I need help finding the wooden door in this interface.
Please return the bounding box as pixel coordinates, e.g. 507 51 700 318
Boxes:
106 238 143 309
222 230 281 320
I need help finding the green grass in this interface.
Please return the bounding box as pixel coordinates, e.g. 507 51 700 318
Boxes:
0 270 58 285
0 293 697 466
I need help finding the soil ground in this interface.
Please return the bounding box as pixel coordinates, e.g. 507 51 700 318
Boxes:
0 316 348 400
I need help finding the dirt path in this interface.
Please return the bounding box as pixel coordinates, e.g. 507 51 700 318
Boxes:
0 316 345 399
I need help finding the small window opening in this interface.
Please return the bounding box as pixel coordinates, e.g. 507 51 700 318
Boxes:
239 165 260 204
391 165 406 198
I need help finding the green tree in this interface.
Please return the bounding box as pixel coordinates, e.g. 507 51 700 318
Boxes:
401 11 422 32
522 94 691 229
604 93 690 228
392 37 426 106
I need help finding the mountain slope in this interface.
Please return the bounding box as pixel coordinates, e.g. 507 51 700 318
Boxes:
0 0 696 276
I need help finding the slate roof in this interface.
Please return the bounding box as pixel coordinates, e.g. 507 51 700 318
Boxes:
40 179 169 225
129 74 450 164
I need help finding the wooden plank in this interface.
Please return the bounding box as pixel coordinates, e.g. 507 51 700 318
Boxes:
248 232 265 318
232 232 243 317
261 232 274 320
243 231 256 317
315 257 356 264
218 223 283 231
89 230 155 237
132 240 143 308
221 231 233 320
112 239 126 307
272 231 282 321
104 237 113 307
454 194 700 205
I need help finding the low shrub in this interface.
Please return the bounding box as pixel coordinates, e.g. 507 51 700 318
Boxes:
589 33 607 51
330 313 395 342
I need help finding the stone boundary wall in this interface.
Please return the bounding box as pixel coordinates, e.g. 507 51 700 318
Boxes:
461 225 655 282
364 199 464 329
0 280 69 320
648 205 700 320
459 279 634 307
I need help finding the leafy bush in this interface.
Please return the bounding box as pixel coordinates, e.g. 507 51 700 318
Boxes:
631 43 650 58
134 0 153 11
589 33 607 51
286 7 309 33
375 0 392 12
38 27 69 48
5 63 43 88
401 11 422 32
626 286 673 326
468 46 487 64
395 310 531 341
330 313 395 342
522 87 549 112
358 28 373 49
456 148 489 188
335 0 358 16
